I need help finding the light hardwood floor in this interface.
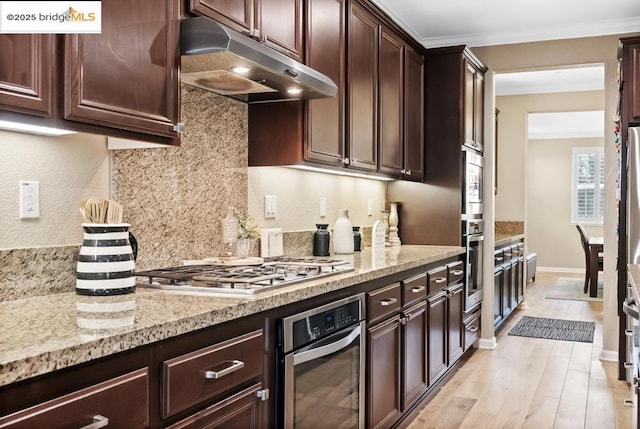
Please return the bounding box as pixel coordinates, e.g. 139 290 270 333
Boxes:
407 271 633 429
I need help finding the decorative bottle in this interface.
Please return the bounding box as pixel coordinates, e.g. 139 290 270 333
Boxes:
313 224 331 256
353 226 362 252
333 209 354 254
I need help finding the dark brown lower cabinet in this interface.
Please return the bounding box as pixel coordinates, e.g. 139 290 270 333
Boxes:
427 289 447 385
402 301 428 410
427 283 464 385
0 368 150 428
165 382 264 429
494 239 525 329
367 314 402 429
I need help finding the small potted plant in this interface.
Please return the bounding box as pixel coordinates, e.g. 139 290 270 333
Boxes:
234 211 261 257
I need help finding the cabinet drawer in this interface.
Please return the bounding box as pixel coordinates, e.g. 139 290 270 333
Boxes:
464 309 481 351
402 273 427 307
427 266 448 295
367 282 402 323
0 368 149 429
162 330 263 418
447 261 464 285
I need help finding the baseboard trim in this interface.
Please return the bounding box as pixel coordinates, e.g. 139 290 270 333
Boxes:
477 337 497 349
538 266 583 274
599 349 618 362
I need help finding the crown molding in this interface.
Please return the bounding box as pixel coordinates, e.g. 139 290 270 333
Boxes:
422 17 640 48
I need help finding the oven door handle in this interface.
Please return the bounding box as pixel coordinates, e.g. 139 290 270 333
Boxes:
293 324 362 366
468 235 484 243
624 298 640 320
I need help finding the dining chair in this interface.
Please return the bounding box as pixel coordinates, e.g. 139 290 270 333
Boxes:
576 224 603 294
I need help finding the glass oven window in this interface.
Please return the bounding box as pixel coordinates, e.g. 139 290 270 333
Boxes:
292 331 361 428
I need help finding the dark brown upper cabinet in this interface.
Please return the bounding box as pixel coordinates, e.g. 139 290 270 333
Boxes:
0 0 181 144
377 26 404 177
403 45 424 181
249 0 424 181
190 0 303 61
65 0 181 140
464 58 484 152
621 37 640 126
347 1 379 173
304 0 346 166
0 35 55 118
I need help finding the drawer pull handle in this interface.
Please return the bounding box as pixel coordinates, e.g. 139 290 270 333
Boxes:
380 297 398 306
626 329 634 336
495 257 504 262
451 270 464 276
467 326 479 333
79 415 109 429
434 277 446 284
411 286 426 293
205 360 245 379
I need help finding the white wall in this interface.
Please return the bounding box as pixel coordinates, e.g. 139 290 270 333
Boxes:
248 167 386 231
496 90 605 269
527 137 604 270
475 34 624 360
0 130 109 249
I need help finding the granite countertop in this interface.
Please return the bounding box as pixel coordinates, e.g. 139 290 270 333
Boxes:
495 233 525 248
0 245 464 387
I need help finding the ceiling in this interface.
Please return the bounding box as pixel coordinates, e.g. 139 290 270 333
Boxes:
369 0 640 48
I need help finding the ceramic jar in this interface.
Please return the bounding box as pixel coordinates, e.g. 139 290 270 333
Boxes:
313 224 331 256
333 209 354 254
76 223 136 296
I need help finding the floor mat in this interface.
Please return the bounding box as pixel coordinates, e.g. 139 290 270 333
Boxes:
545 276 603 302
508 316 595 343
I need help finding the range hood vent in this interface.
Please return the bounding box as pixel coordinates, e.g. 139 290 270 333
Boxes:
180 17 338 103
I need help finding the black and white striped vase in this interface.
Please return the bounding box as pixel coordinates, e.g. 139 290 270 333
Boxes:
76 223 136 296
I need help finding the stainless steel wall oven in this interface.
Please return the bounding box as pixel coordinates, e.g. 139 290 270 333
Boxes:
463 219 484 310
277 294 365 428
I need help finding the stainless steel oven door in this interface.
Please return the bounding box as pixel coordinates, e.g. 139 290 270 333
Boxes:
284 321 365 429
463 149 484 218
466 234 484 310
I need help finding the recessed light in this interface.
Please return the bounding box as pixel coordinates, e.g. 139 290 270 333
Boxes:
0 120 77 136
287 87 302 95
232 66 251 74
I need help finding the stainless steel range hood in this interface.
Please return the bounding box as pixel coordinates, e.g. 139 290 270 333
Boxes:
180 17 338 103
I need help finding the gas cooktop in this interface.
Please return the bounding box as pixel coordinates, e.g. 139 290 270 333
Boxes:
135 257 354 296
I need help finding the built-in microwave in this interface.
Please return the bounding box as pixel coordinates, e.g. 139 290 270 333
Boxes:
462 148 484 219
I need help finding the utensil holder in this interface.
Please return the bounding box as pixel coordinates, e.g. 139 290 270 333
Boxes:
76 223 136 296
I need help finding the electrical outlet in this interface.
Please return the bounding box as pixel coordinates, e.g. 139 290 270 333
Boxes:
264 195 277 219
320 197 326 217
367 198 373 216
19 181 40 219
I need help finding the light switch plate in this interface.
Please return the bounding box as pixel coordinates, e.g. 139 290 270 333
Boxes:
264 195 277 219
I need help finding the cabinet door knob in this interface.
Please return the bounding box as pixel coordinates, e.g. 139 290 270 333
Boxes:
172 123 185 133
406 170 412 176
79 415 109 429
343 158 350 165
400 169 406 174
205 360 245 379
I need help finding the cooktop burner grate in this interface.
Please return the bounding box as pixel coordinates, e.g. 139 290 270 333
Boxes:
135 256 354 295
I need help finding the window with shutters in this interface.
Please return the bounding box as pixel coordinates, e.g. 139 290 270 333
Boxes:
571 147 604 225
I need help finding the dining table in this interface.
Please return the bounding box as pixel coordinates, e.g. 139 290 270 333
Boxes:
588 236 603 297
